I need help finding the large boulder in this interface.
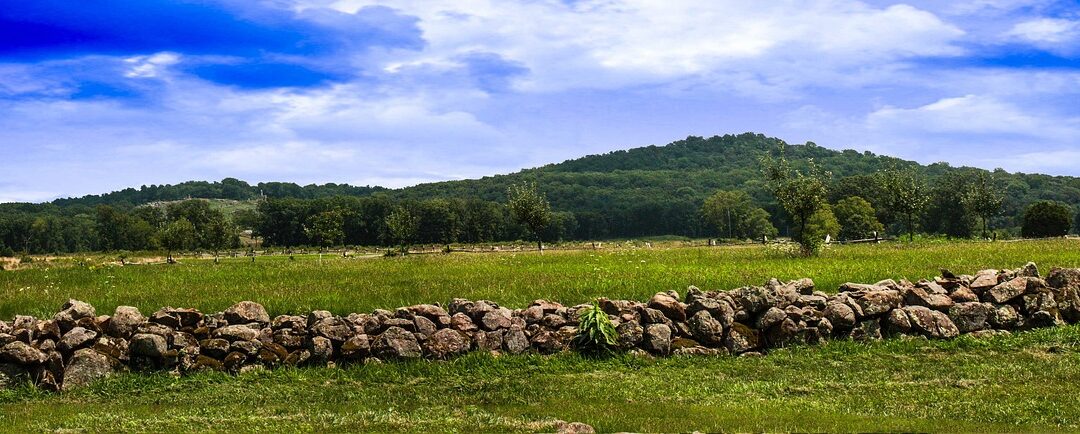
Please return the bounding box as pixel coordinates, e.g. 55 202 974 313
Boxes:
985 277 1036 304
424 329 470 359
724 323 759 354
823 302 856 330
641 323 672 355
948 302 994 333
647 292 686 322
853 290 902 318
224 301 270 325
0 341 46 364
54 299 96 332
687 310 724 346
311 317 353 343
372 326 421 359
615 321 644 348
129 333 169 358
61 349 116 390
58 327 98 354
894 306 959 339
107 306 146 338
503 329 529 354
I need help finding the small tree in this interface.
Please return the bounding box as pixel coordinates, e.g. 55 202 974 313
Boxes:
507 182 552 253
161 217 196 263
203 213 236 263
385 207 419 255
834 196 884 241
761 154 830 255
962 171 1005 239
1022 201 1073 238
876 164 928 242
804 204 841 243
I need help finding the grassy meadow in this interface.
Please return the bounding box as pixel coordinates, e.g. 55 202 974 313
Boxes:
3 239 1080 432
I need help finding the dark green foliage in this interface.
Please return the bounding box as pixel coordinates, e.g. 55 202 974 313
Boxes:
700 190 777 240
573 303 619 355
1022 201 1074 238
834 197 883 241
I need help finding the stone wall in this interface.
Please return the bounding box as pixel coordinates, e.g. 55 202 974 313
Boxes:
3 262 1080 391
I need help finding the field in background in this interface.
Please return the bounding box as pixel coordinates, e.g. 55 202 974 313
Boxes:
3 239 1080 431
1 239 1079 318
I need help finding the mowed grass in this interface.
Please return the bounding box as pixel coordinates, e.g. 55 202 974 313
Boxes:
2 239 1080 318
3 239 1080 432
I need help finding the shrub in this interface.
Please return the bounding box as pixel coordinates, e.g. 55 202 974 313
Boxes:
1022 201 1074 238
573 303 618 355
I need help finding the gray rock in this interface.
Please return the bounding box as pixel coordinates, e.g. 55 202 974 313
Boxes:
224 301 270 325
986 277 1033 304
129 333 168 358
61 349 116 390
824 302 856 330
503 329 529 354
0 341 46 364
756 307 787 330
340 334 371 360
372 326 422 359
853 290 902 318
948 302 994 333
850 319 882 341
309 336 333 363
107 306 145 338
641 324 671 355
989 304 1020 329
687 310 724 346
478 310 511 331
615 321 643 348
724 323 759 354
311 318 352 343
58 327 98 354
54 299 96 331
214 325 260 342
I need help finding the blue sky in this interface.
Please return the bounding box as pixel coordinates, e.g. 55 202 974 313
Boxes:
1 0 1079 202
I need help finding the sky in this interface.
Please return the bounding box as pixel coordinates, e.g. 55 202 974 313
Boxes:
1 0 1079 203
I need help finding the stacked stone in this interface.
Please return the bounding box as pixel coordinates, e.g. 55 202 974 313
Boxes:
2 262 1080 391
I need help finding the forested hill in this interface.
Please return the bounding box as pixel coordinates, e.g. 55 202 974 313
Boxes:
4 132 1079 251
49 179 387 208
388 133 1080 237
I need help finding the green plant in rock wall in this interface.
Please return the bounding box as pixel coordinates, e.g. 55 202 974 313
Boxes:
573 302 619 355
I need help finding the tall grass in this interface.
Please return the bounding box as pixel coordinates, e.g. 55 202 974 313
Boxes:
1 239 1079 318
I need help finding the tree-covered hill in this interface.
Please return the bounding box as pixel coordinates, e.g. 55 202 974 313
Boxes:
3 132 1079 254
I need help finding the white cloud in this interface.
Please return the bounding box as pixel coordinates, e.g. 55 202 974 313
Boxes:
1006 18 1080 53
123 52 182 78
324 0 965 94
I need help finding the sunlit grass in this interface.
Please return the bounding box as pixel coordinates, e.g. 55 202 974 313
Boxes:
2 239 1079 318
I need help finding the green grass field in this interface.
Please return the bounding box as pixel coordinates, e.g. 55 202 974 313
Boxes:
3 239 1080 432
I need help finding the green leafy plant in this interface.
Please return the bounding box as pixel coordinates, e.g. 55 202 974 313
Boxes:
573 302 619 355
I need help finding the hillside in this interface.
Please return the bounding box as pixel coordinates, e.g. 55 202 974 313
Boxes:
2 132 1079 253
